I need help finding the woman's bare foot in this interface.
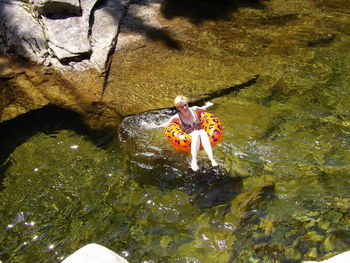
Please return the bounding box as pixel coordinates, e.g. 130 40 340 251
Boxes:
191 160 199 172
211 159 218 167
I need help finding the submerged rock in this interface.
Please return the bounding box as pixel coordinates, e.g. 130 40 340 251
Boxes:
320 231 350 254
0 53 16 79
189 170 243 209
224 180 275 226
0 53 120 131
305 247 319 259
255 242 302 262
298 231 325 250
236 242 302 262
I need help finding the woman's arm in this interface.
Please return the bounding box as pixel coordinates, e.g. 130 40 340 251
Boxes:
162 113 180 127
194 101 214 112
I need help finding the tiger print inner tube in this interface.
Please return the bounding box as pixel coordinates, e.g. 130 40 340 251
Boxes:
164 111 223 152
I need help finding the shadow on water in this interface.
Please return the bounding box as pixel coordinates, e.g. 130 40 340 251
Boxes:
120 15 183 50
192 75 259 106
127 154 244 209
161 0 265 24
186 168 243 208
0 105 109 186
119 0 265 49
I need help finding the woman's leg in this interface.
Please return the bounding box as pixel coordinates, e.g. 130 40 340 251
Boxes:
199 129 218 167
190 130 200 171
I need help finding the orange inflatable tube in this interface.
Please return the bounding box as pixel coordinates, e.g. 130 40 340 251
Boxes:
164 112 223 152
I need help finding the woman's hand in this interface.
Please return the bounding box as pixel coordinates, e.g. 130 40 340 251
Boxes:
205 101 213 108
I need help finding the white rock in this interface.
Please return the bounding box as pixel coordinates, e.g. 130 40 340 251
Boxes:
62 243 129 263
303 251 350 263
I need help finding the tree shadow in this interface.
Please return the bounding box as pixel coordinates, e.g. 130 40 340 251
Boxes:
109 0 266 51
119 14 182 50
192 74 259 106
160 0 265 24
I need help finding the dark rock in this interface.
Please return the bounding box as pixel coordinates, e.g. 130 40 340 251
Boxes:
224 180 275 226
253 242 302 262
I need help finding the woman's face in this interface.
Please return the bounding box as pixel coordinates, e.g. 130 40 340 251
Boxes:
176 101 189 112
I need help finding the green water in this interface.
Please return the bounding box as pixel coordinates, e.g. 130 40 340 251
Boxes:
1 4 350 263
1 39 350 263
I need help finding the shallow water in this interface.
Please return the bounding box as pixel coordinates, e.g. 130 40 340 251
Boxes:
1 3 350 263
1 40 350 262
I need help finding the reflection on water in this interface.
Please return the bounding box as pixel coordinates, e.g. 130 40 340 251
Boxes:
1 10 350 263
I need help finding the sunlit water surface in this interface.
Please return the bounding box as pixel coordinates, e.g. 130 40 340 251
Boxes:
1 20 350 263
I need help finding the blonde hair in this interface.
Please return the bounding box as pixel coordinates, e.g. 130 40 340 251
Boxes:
174 95 189 107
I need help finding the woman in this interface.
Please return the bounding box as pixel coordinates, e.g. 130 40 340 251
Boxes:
164 95 218 171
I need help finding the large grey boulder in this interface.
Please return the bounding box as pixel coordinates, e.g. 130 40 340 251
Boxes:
0 1 49 65
0 0 130 73
41 0 131 72
42 0 97 64
62 243 129 263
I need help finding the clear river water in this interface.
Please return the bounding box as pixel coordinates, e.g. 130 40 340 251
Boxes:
1 2 350 263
